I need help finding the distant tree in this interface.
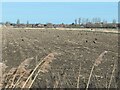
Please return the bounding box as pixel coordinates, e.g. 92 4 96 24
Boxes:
94 18 99 23
61 23 65 25
5 21 10 25
112 19 116 24
82 18 85 24
26 21 29 27
97 18 101 23
78 18 81 25
16 19 20 24
27 20 29 25
92 18 95 24
5 21 11 26
112 19 117 28
103 19 107 24
86 18 89 24
75 19 77 25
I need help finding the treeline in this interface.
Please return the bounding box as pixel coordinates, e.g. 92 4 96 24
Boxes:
69 18 118 28
1 18 119 29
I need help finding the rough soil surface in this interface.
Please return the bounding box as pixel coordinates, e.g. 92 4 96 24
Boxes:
2 28 118 88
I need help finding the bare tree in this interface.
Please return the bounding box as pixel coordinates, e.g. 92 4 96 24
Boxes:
97 18 101 23
78 18 81 25
103 19 107 24
26 21 29 27
86 18 89 24
5 21 10 25
17 19 20 25
112 19 116 24
75 19 77 25
94 18 99 23
92 18 95 24
27 21 29 25
82 18 86 24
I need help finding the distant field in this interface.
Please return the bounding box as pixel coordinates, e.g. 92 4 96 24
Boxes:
11 27 119 33
2 28 118 88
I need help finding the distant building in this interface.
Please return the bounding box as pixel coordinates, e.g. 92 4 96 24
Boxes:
14 24 26 28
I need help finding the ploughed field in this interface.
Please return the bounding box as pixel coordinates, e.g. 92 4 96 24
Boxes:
2 28 118 88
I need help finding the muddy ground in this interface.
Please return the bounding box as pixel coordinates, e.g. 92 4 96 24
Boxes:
2 28 118 88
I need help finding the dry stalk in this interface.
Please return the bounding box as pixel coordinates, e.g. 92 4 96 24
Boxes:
108 59 116 89
21 52 57 89
105 72 108 88
12 73 25 88
28 69 41 88
63 72 70 88
18 57 34 70
86 51 108 90
57 72 61 88
11 57 33 88
77 63 81 88
53 79 59 88
93 72 100 88
4 68 17 88
3 57 33 88
35 55 38 66
21 59 45 88
0 62 8 89
28 53 56 88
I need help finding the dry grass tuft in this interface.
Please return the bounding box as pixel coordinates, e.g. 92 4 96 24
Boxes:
86 51 108 90
108 59 117 89
26 52 57 88
94 51 108 66
77 63 81 88
1 50 117 89
0 62 8 89
1 53 57 89
3 57 34 88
